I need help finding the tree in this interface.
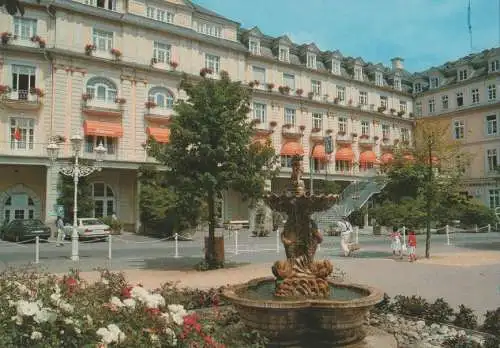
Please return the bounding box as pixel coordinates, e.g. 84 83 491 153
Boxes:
1 0 24 15
56 170 95 224
151 71 278 268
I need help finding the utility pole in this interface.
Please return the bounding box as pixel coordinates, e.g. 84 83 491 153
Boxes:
425 137 433 258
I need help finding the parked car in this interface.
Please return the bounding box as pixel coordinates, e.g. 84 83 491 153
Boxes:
63 218 110 240
1 219 51 242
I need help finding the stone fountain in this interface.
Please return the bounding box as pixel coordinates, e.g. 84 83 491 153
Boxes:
223 155 385 347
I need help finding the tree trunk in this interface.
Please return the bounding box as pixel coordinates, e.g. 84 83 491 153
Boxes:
206 189 216 267
425 142 432 259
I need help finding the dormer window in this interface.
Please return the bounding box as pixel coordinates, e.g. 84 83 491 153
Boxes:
414 82 422 93
430 76 439 89
306 53 317 69
249 39 260 55
331 60 341 75
458 69 468 81
490 59 499 73
86 0 116 10
393 77 401 91
197 22 222 38
279 46 289 63
146 6 174 23
375 72 383 86
354 66 363 81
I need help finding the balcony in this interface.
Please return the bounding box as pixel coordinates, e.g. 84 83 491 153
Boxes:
380 137 394 150
1 90 42 110
0 141 48 158
358 135 375 146
82 97 124 117
335 132 352 144
310 128 326 142
252 120 273 136
144 106 174 125
281 124 303 139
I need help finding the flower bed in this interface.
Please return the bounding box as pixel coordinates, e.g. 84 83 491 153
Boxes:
0 269 266 347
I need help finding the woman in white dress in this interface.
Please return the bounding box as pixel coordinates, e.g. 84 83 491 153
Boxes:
389 227 402 258
339 220 352 257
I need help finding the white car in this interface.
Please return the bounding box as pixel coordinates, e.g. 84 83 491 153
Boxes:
64 218 110 240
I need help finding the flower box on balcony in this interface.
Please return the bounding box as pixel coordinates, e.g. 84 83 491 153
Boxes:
334 97 339 104
299 125 306 131
266 83 275 92
248 81 256 88
374 136 379 141
326 129 333 134
377 106 386 113
311 127 321 133
0 85 11 95
308 92 314 99
382 137 390 142
82 93 93 101
145 100 157 109
278 86 290 95
1 32 16 45
169 61 179 70
295 88 303 96
85 44 96 55
337 131 346 136
283 124 293 129
359 134 369 139
151 57 158 65
351 132 358 137
30 87 44 98
409 112 414 118
251 118 261 125
269 121 277 127
110 48 122 60
31 35 46 48
115 97 126 105
253 80 260 87
51 135 66 143
397 110 406 117
200 67 213 77
390 108 396 114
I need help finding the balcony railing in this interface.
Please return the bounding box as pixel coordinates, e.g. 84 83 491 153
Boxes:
2 90 42 110
84 98 122 111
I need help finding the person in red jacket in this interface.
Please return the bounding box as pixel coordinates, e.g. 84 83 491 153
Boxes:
407 230 417 262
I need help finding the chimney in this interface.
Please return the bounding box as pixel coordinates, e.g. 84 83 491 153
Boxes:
391 57 404 70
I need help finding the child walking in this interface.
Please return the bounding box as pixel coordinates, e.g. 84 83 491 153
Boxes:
407 230 417 262
389 227 402 258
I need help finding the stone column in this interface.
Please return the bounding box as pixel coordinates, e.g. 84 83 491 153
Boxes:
45 164 60 238
364 211 369 228
135 172 141 233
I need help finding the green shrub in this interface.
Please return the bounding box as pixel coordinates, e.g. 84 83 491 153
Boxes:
482 307 500 337
425 298 454 324
442 335 482 348
453 304 478 330
373 293 392 313
483 336 500 348
392 295 429 318
101 216 123 235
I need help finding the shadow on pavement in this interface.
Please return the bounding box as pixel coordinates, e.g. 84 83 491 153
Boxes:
132 257 249 271
454 241 500 251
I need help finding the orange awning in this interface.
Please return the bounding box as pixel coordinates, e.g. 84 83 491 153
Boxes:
147 127 170 143
403 154 415 162
359 150 377 163
280 141 304 156
335 147 354 161
83 120 123 137
311 144 328 161
381 153 394 164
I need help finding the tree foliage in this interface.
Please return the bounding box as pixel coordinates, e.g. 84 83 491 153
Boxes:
150 71 278 266
1 0 25 16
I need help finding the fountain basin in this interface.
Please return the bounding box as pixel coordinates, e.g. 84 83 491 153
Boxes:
223 277 383 347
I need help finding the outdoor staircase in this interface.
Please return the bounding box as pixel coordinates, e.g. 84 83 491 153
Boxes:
313 176 387 231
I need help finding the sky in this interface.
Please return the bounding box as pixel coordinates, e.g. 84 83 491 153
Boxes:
193 0 498 73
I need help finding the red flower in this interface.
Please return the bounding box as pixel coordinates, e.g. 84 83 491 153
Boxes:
146 307 161 317
121 286 132 299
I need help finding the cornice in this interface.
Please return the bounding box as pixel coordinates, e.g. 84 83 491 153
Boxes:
416 101 500 120
414 72 500 97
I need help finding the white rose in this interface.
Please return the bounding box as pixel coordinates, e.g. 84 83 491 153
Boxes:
101 278 109 285
123 298 136 308
30 331 43 340
17 300 39 317
34 308 56 324
110 296 124 308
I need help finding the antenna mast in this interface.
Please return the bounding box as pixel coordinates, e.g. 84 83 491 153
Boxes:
468 0 473 52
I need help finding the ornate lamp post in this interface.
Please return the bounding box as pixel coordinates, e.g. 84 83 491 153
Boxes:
47 135 106 261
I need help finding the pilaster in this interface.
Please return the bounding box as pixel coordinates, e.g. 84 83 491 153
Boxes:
44 164 60 237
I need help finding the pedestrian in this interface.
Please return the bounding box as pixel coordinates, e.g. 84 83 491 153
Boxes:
389 226 402 258
407 230 417 262
56 216 65 247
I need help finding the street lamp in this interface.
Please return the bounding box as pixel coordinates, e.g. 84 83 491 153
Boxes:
47 135 106 261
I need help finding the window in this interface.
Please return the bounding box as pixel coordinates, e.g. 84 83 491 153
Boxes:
197 22 221 38
284 108 296 125
490 60 499 73
10 118 34 150
429 76 439 89
13 17 36 41
312 113 322 130
354 67 362 81
311 80 321 96
252 66 266 84
453 120 465 139
249 39 260 55
361 120 369 136
472 88 480 104
153 41 171 64
441 95 449 110
332 60 341 75
313 158 326 172
283 73 295 90
281 155 293 168
380 96 388 108
393 77 401 90
279 46 289 62
428 98 435 113
336 86 345 101
86 0 115 10
488 84 497 101
253 102 266 123
338 117 347 133
205 54 220 74
11 64 36 100
335 160 351 172
359 91 368 105
415 101 422 116
86 77 117 103
486 115 498 136
92 29 113 51
414 83 422 93
458 69 468 81
148 87 174 109
85 136 116 155
489 189 500 208
91 183 115 218
382 124 390 138
306 53 316 69
399 100 407 112
375 72 383 86
487 149 498 172
456 92 464 107
401 128 409 142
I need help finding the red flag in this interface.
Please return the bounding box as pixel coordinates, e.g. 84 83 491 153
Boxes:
14 127 21 141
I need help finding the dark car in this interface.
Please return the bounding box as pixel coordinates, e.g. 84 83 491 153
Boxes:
1 219 51 242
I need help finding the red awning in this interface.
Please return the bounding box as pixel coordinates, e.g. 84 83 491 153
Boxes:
359 150 377 163
403 154 415 162
280 141 304 156
335 147 354 161
311 144 328 161
381 153 394 164
147 127 170 143
83 120 123 137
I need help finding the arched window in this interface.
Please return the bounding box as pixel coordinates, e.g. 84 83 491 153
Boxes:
86 77 117 104
2 193 37 222
148 87 174 109
91 183 115 218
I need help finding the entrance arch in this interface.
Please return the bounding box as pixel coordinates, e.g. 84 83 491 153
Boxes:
0 184 42 223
